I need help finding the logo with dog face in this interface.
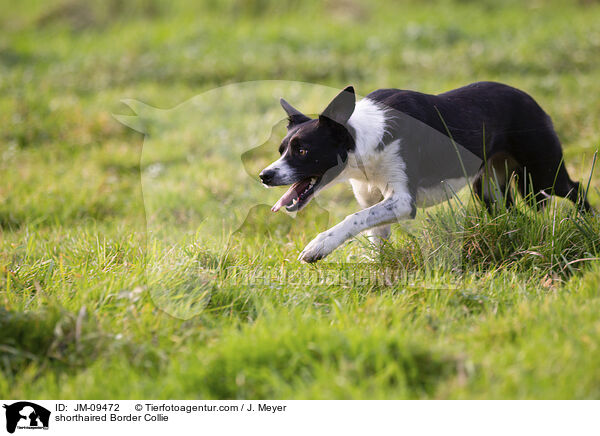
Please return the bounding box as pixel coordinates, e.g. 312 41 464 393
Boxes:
2 402 50 434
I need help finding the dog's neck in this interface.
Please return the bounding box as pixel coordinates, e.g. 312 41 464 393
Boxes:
348 98 389 154
344 98 389 173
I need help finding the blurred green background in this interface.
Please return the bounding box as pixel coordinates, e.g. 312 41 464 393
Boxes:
2 0 599 227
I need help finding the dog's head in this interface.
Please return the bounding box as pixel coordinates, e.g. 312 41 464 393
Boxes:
259 86 356 212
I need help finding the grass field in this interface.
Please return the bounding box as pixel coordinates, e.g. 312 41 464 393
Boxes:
2 0 600 399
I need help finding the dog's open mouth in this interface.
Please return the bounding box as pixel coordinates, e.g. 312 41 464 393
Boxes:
271 176 321 212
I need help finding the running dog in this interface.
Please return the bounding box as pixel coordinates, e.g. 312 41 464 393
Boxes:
259 82 591 263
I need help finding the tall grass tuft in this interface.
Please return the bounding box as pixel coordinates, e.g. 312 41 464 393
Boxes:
379 174 599 279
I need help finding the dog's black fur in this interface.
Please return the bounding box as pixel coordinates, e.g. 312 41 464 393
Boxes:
260 91 357 211
260 82 592 262
264 81 591 212
368 81 591 211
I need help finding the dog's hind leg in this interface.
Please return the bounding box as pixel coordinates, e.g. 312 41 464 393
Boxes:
472 152 520 212
520 157 592 212
548 162 593 212
350 179 391 245
510 129 593 212
512 167 552 210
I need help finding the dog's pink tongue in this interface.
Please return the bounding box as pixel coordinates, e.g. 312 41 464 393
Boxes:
271 185 298 212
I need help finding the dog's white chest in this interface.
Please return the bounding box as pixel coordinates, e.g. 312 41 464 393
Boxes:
345 139 409 195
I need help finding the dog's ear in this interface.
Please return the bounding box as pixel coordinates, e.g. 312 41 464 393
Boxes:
280 98 311 128
320 86 355 126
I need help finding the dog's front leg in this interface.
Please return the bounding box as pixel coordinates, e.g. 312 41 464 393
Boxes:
350 179 390 248
298 194 414 263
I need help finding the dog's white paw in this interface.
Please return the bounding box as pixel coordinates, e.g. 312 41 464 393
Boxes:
298 232 339 263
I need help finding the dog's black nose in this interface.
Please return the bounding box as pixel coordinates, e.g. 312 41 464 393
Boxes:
259 169 274 185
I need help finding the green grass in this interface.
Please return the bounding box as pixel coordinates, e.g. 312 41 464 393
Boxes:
2 0 600 399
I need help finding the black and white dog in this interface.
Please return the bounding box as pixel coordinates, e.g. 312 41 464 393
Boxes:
259 82 591 263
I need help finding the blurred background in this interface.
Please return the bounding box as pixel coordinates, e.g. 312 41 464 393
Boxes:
2 0 600 400
2 0 599 230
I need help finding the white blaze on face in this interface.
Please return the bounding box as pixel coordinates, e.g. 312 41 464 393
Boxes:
261 152 296 188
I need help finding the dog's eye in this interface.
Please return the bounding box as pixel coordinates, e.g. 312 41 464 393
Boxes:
298 148 308 156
